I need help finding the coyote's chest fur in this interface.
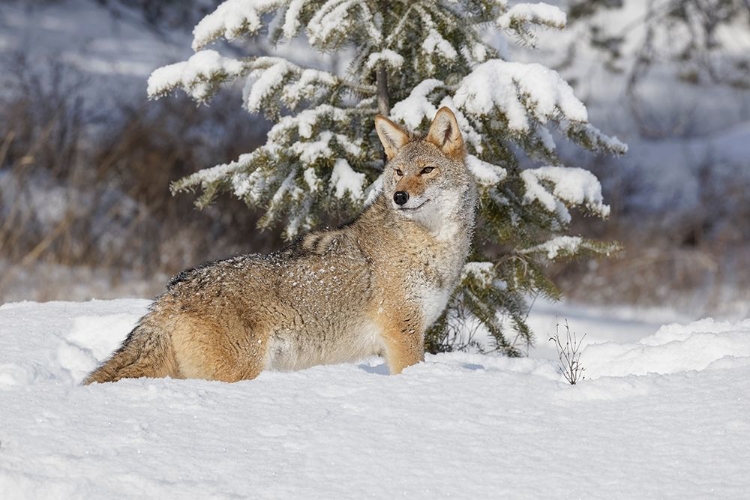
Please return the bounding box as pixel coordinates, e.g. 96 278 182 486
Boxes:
264 193 473 372
83 106 477 384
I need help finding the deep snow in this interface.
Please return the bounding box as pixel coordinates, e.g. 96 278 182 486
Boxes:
1 299 749 499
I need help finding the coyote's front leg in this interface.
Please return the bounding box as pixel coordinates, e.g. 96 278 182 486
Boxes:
373 307 425 374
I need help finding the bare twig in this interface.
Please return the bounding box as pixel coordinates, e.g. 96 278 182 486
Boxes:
549 320 586 384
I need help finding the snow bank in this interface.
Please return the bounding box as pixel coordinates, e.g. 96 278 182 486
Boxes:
0 300 149 388
1 300 749 498
582 318 750 379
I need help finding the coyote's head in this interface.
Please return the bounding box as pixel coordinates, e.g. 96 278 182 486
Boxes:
375 107 476 234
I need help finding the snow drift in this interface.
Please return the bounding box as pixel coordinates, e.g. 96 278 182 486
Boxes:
1 300 749 499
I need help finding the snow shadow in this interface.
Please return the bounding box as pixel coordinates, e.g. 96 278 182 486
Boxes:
357 363 390 375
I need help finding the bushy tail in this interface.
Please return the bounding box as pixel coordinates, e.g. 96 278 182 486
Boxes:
83 318 175 385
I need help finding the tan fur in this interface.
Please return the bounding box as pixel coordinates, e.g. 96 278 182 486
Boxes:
425 106 464 160
375 115 411 159
84 107 477 384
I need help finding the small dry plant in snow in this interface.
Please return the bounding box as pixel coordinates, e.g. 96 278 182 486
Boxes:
549 320 586 385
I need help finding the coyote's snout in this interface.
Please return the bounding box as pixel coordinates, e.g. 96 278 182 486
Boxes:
84 107 477 384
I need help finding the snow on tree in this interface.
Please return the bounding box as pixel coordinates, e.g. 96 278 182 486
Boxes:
147 0 627 355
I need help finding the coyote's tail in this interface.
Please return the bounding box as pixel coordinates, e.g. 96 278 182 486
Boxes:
83 317 175 385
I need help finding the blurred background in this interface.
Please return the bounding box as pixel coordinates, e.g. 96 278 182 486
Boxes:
1 0 749 321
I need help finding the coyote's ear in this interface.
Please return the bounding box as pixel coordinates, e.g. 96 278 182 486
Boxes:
375 116 410 160
426 107 464 159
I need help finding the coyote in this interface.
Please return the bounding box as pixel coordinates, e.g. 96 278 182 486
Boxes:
84 107 477 384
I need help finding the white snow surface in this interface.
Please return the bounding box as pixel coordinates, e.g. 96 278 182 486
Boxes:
1 299 749 498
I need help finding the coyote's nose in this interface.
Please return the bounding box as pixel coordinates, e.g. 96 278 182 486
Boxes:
393 191 409 205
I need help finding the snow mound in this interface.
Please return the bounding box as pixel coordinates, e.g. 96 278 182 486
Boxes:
57 313 140 381
555 376 652 402
582 318 750 379
0 300 147 389
2 300 750 498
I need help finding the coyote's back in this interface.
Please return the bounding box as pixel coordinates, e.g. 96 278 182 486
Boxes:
84 107 477 384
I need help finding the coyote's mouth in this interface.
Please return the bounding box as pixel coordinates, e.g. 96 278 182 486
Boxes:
397 199 430 211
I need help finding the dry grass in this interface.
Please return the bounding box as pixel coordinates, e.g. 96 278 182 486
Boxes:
549 320 586 385
0 55 278 302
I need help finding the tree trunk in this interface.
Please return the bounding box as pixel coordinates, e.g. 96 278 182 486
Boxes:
376 65 390 116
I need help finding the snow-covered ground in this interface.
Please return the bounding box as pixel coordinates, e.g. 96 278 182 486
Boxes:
1 299 749 499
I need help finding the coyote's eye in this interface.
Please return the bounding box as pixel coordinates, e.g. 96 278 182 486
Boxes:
420 167 434 175
395 169 404 177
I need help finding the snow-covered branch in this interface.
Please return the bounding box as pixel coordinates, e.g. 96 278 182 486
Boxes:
521 166 610 223
193 0 291 50
454 60 587 132
148 52 376 107
497 3 566 31
147 50 247 102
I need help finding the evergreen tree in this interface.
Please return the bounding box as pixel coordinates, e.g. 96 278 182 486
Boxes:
147 0 626 355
